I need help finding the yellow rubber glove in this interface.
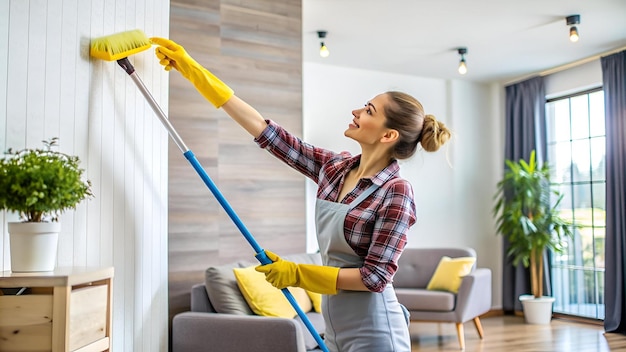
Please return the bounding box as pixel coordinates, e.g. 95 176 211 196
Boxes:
149 37 234 108
255 250 340 295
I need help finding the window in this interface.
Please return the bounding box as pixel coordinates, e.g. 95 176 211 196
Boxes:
546 88 605 320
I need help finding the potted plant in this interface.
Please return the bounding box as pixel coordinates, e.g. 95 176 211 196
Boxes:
0 138 92 272
493 150 573 324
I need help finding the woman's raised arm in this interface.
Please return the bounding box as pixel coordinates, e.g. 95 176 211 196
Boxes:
150 37 267 138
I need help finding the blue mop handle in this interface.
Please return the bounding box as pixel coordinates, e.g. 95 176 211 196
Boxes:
125 67 328 351
183 150 264 253
184 151 329 352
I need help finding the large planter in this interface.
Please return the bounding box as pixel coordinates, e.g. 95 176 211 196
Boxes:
519 294 555 324
8 222 61 272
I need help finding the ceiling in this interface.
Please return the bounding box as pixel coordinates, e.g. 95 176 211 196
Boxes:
302 0 626 84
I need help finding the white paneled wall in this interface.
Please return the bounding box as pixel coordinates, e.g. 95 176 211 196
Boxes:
1 1 170 350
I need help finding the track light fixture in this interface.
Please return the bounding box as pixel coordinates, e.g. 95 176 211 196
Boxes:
457 47 468 75
317 31 330 58
566 15 580 42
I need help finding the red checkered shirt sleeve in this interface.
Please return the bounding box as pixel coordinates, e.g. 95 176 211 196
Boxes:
359 179 416 292
254 119 340 183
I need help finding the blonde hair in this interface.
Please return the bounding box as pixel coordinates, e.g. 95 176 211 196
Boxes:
384 91 451 159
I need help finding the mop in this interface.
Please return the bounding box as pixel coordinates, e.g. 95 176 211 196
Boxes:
90 29 329 352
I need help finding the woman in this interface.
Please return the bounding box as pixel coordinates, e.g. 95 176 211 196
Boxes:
151 37 451 352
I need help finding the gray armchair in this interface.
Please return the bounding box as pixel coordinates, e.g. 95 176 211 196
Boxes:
393 247 492 350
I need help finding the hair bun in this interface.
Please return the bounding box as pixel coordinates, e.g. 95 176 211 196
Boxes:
420 114 451 152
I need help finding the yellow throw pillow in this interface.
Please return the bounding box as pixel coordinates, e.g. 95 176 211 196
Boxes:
306 290 322 313
426 256 476 293
233 266 312 318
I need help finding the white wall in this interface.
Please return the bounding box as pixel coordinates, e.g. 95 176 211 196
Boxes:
303 62 503 308
545 60 603 98
1 1 170 350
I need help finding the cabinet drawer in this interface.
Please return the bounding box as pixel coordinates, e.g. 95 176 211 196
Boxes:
0 267 113 352
69 285 108 351
0 294 53 351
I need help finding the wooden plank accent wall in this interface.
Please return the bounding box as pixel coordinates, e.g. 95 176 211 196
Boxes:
168 0 305 321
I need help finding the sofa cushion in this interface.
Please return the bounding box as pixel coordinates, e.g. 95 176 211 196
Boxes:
394 248 476 288
205 261 255 315
307 291 322 313
234 266 312 318
204 253 322 316
283 252 323 265
395 288 456 311
426 256 476 293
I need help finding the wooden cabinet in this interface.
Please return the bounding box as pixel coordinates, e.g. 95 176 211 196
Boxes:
0 267 113 351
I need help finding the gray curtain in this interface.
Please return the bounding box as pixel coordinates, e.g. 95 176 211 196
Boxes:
502 76 547 311
602 50 626 334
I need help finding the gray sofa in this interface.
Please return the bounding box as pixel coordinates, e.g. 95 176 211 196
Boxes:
172 247 491 352
172 253 324 352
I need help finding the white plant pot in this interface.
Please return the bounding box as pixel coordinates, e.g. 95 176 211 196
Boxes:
8 222 61 272
519 294 555 324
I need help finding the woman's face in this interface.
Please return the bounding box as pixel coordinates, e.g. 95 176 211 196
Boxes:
345 93 391 145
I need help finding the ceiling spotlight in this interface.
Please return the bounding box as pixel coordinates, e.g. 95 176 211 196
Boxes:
566 15 580 42
317 31 330 58
457 47 468 75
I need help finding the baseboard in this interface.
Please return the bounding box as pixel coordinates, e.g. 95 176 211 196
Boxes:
480 309 505 318
480 309 604 327
552 313 604 326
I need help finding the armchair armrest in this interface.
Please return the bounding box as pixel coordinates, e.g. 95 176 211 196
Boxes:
190 283 215 313
172 312 308 352
454 268 492 322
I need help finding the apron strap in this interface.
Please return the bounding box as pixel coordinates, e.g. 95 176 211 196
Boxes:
348 183 379 210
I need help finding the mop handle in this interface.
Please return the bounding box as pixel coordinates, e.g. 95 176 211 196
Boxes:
185 149 327 352
121 59 329 352
185 151 327 351
125 65 264 252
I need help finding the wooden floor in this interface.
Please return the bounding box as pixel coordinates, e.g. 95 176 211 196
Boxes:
410 315 626 351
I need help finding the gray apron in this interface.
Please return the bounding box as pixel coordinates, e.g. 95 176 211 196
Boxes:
316 184 411 352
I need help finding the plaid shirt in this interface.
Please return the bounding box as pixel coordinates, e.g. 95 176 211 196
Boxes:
255 120 416 292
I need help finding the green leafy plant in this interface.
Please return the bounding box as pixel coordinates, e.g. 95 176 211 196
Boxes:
493 150 573 298
0 138 93 222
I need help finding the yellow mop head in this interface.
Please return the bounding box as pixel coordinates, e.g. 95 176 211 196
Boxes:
90 29 151 61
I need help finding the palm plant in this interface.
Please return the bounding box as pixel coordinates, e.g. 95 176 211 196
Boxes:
493 150 573 298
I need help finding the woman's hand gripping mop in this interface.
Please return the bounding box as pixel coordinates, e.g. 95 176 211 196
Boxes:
90 30 330 352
